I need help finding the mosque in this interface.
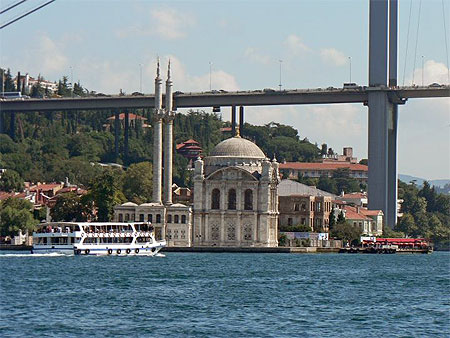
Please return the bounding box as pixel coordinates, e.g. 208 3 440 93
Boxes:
113 62 280 248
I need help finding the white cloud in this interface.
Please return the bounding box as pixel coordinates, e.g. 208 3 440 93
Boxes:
244 47 272 65
151 8 195 40
320 48 348 66
115 7 195 40
410 59 450 86
285 34 311 55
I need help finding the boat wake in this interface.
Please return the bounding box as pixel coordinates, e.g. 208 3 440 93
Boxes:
155 253 166 258
0 253 72 258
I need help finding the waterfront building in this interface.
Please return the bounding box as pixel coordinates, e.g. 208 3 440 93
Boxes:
192 135 280 247
279 162 368 182
277 179 335 232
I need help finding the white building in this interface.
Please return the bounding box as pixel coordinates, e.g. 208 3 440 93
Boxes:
192 135 280 247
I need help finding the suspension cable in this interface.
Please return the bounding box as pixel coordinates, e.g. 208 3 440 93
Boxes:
412 0 422 85
0 0 55 30
402 0 413 86
0 0 27 15
443 0 450 84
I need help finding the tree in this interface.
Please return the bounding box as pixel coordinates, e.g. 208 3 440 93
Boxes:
330 221 362 245
317 175 337 194
329 208 336 230
50 193 88 222
395 213 419 236
88 169 125 221
337 210 345 224
320 143 327 156
122 162 153 204
0 198 38 236
0 169 24 192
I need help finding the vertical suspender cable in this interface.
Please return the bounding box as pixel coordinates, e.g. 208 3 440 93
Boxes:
442 0 450 84
402 0 413 86
412 0 422 85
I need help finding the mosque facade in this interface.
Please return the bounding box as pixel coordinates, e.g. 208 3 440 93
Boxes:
113 63 279 247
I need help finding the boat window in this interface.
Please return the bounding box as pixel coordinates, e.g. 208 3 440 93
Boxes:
174 215 179 223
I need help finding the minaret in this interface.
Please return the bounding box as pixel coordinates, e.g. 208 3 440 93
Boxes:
152 58 163 204
163 60 175 205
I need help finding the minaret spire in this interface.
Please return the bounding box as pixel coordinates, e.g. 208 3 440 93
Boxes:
153 58 163 204
164 60 174 205
156 57 160 78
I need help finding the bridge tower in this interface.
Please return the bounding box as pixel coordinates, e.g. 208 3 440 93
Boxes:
368 0 398 227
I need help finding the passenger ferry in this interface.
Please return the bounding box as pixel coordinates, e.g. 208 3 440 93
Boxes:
32 222 166 256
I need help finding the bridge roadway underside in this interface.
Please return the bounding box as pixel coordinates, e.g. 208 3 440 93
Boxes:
0 87 448 112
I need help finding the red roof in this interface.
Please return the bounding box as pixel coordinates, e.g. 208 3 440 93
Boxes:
106 113 147 121
341 192 367 199
345 209 371 220
30 183 62 192
360 209 383 216
280 162 368 171
183 139 199 145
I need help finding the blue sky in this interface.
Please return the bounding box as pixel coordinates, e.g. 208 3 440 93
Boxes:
1 0 449 180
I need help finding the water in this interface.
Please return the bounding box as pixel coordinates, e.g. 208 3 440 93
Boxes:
0 252 449 337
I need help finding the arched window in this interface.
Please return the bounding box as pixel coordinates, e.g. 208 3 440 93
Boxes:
181 215 186 224
167 214 172 223
244 189 253 210
211 189 220 209
174 215 179 223
139 214 144 222
147 214 152 223
156 214 161 223
228 189 236 210
118 214 123 222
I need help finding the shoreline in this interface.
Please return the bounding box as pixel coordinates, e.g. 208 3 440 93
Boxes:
1 245 445 253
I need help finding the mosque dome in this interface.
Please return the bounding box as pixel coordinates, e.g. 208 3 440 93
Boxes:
209 136 266 159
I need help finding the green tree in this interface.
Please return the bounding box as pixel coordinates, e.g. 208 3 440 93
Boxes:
122 162 153 203
88 169 125 221
337 210 345 224
50 193 89 222
317 175 337 194
329 208 336 230
330 221 362 245
0 198 38 236
395 213 419 236
0 169 24 192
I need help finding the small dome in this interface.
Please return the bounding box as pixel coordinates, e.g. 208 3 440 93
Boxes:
121 202 138 207
210 136 266 159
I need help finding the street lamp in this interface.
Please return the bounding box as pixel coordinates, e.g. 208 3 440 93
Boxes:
421 56 424 86
139 64 143 93
209 61 212 91
348 56 352 83
70 66 73 97
279 60 283 91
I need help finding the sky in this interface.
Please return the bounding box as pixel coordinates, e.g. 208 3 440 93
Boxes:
1 0 449 180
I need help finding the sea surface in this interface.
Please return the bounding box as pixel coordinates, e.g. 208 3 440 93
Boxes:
0 251 449 337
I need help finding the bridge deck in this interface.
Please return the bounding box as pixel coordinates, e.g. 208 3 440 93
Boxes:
0 86 448 112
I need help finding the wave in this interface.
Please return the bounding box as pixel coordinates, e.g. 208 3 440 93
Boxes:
0 253 73 257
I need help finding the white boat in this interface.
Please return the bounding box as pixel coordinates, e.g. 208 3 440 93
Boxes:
32 222 166 256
